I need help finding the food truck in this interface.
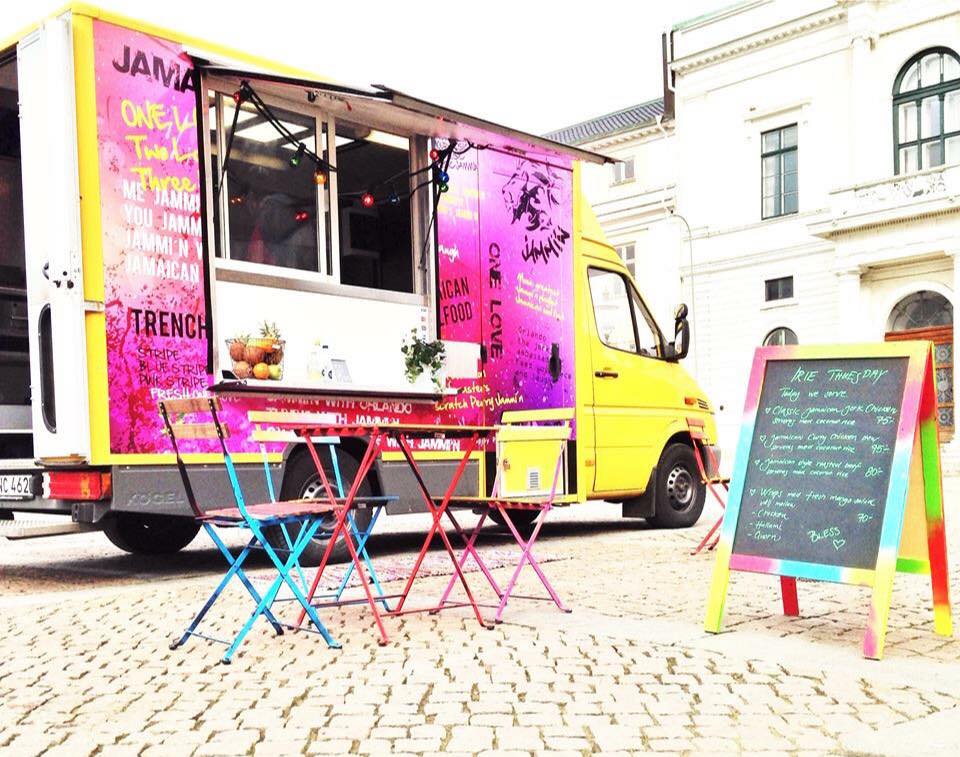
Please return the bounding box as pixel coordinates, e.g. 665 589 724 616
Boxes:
0 5 719 562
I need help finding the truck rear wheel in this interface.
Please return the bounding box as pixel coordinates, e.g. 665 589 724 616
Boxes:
103 513 200 554
647 443 705 529
265 449 374 566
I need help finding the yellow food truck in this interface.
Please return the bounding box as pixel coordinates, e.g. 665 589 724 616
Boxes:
0 4 719 562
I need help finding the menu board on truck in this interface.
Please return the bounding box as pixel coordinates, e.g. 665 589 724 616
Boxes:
436 144 575 426
93 21 206 455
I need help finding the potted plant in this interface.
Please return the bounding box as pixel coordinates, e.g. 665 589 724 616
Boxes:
401 329 446 390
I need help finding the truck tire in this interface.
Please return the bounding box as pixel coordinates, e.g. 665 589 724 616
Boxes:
103 513 200 554
647 442 705 529
265 449 374 566
488 508 538 535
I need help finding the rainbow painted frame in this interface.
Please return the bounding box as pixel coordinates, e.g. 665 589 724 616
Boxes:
704 342 952 659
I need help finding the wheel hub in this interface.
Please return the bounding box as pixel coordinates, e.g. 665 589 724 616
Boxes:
666 464 694 511
301 477 338 533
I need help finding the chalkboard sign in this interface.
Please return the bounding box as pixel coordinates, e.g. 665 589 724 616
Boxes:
705 343 951 660
731 357 907 570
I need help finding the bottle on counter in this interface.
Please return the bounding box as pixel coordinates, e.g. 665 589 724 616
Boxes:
308 342 332 383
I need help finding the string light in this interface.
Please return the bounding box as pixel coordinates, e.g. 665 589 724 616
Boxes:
294 210 309 222
290 143 306 168
219 83 492 214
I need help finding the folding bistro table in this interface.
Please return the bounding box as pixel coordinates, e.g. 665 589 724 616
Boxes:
209 381 497 645
289 420 498 644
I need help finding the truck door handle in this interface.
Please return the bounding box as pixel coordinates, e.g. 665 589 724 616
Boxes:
594 369 619 379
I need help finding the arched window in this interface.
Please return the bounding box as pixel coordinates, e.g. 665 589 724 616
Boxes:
885 290 954 433
762 327 798 346
886 290 953 331
893 48 960 174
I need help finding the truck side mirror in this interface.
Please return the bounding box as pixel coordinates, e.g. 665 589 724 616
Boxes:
667 303 690 362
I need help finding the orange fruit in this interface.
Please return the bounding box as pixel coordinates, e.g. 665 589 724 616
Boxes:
253 362 270 380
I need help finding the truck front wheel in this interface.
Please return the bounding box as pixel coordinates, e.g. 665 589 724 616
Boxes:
647 443 705 529
103 513 201 554
265 449 374 566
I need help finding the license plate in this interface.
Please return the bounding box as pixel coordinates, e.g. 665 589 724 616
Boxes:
0 474 35 500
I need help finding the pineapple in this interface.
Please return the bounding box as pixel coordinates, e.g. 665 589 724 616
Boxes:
260 321 284 365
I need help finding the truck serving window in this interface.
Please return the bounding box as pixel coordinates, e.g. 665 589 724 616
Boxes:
210 94 330 274
335 123 413 293
208 88 415 295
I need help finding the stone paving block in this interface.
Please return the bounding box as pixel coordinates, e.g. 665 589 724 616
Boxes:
445 725 494 752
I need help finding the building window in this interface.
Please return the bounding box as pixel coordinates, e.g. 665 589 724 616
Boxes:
615 244 636 277
761 124 798 219
893 48 960 174
885 291 954 433
764 275 794 302
763 327 798 346
610 158 635 185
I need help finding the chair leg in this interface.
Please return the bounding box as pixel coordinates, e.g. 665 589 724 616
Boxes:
172 527 283 651
224 519 340 662
333 507 391 611
278 521 310 593
436 510 501 610
495 507 569 623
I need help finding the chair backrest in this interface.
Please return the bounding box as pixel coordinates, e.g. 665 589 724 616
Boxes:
247 410 344 501
159 397 237 518
495 408 573 500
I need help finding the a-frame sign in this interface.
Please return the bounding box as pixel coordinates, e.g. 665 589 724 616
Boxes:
704 342 951 659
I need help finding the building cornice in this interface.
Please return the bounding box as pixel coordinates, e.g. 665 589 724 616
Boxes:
581 121 674 151
671 6 847 75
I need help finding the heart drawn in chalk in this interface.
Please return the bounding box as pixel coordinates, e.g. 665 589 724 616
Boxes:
749 488 757 496
759 435 766 443
832 538 846 550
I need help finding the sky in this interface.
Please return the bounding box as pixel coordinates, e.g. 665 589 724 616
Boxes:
0 0 720 135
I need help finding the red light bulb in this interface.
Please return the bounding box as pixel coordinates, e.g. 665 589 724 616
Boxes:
361 192 375 208
429 148 440 161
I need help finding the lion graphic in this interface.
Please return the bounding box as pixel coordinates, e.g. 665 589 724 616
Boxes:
501 160 570 264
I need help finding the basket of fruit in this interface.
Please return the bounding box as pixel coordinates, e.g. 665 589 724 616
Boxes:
226 322 285 381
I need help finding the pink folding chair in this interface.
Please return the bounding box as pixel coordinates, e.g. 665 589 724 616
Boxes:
435 408 575 623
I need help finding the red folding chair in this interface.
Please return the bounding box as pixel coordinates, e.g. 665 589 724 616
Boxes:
436 408 575 623
688 417 728 556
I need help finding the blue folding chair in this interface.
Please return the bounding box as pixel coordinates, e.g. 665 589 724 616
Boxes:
160 398 341 664
247 411 393 611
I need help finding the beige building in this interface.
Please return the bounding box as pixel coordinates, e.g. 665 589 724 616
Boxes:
550 0 960 468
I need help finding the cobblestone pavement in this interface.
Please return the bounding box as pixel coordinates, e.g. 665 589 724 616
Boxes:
3 482 960 756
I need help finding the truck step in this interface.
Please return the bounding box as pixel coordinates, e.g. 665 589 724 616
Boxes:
0 519 101 540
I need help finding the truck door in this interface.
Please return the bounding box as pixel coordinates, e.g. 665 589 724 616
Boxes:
18 16 90 461
586 265 675 493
